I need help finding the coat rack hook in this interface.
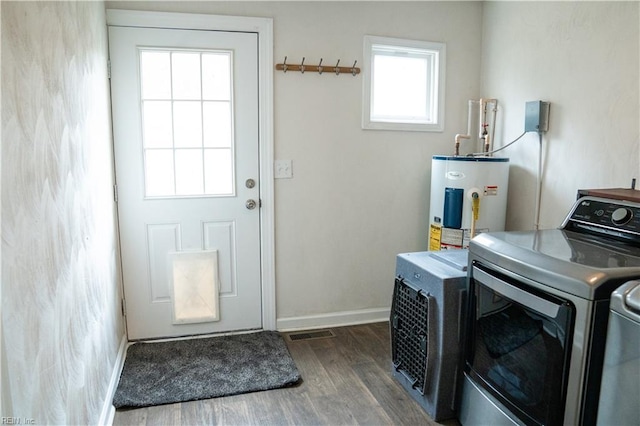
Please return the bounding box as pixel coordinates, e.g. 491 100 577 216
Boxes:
300 57 305 74
318 58 323 75
335 59 341 75
283 56 288 73
351 60 358 76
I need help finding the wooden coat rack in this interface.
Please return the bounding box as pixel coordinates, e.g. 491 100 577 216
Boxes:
275 57 360 76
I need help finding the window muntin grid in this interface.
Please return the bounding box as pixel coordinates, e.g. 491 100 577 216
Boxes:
139 49 234 198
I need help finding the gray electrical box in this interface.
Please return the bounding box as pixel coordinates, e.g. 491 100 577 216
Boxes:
525 100 550 133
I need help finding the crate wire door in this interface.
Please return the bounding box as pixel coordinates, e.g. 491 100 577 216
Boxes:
391 278 436 395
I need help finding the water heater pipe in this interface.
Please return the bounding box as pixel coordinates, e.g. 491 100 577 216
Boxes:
453 100 478 155
479 98 498 154
490 99 498 152
454 134 470 156
479 98 488 140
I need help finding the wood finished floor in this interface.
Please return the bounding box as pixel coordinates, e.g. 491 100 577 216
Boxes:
113 322 460 426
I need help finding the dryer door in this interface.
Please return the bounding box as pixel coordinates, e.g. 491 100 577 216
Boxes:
466 264 576 426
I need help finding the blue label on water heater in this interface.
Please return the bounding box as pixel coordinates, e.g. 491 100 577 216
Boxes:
443 188 464 229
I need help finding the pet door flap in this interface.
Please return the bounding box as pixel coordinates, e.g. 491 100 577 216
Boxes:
169 250 220 324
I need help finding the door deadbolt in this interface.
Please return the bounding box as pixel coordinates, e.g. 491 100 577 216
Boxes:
246 199 257 210
245 178 256 189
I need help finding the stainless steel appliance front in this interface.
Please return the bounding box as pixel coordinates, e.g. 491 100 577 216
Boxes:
460 197 640 426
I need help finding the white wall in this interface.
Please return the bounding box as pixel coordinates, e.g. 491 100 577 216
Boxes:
1 2 124 423
481 1 640 230
105 1 485 328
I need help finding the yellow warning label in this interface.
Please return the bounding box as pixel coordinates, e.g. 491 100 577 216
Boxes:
429 224 442 251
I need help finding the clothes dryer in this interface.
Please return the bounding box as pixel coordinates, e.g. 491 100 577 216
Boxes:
460 196 640 426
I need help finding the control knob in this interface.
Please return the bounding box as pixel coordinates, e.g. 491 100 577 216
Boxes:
611 207 633 226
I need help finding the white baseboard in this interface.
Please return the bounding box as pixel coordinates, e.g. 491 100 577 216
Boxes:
276 307 390 332
98 334 127 426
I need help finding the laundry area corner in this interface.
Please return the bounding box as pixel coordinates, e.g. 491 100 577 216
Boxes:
2 1 639 425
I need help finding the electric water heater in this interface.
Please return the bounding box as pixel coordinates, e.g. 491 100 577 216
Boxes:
429 155 509 250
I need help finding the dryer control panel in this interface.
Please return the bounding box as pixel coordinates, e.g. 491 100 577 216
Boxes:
563 196 640 245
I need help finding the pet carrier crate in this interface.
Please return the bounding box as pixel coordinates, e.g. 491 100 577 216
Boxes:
391 250 468 421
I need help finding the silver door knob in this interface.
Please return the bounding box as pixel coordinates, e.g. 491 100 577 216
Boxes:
246 199 257 210
245 178 256 189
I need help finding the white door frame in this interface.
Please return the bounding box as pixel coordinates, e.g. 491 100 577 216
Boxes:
106 9 276 330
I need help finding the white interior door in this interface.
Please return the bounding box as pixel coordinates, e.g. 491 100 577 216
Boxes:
109 25 262 340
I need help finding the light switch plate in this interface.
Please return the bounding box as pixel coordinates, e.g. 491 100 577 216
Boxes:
274 160 293 179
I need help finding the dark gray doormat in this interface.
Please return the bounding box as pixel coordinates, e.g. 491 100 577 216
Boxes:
113 330 301 408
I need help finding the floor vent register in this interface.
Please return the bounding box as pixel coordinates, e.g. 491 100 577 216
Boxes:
286 329 336 342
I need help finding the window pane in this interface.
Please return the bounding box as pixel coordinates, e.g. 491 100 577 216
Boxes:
172 52 201 100
173 101 202 148
140 51 171 99
145 149 175 196
140 49 238 197
204 149 233 195
203 102 232 148
143 101 173 148
202 53 231 101
363 36 444 131
175 149 204 195
372 54 428 120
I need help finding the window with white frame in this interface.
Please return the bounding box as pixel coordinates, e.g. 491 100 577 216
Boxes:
363 36 445 132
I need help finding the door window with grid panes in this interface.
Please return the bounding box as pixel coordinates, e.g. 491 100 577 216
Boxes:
140 50 234 197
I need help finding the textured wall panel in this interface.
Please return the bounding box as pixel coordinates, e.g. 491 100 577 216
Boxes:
1 1 123 424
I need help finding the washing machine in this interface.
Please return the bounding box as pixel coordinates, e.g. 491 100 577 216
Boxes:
460 196 640 426
596 280 640 425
